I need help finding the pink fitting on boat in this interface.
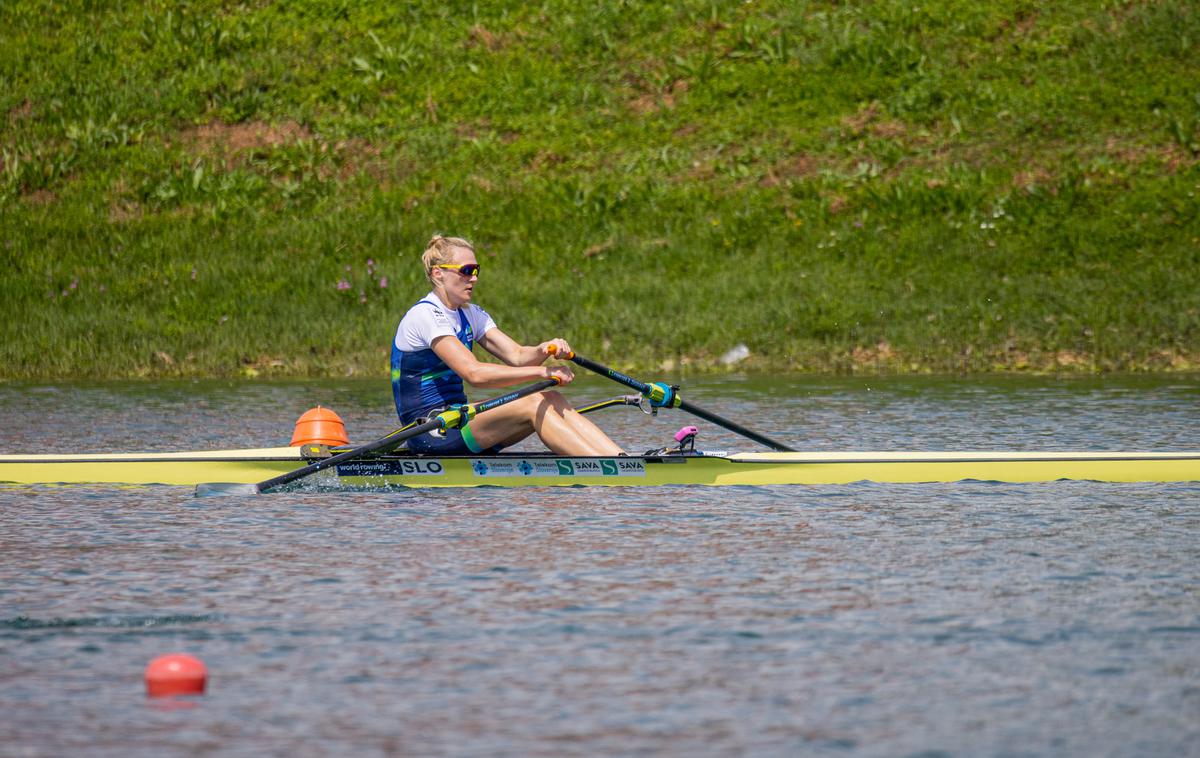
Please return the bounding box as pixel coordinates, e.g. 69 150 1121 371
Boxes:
675 426 699 443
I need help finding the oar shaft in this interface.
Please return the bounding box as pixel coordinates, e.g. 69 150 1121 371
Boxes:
674 398 795 452
568 354 653 395
561 351 796 452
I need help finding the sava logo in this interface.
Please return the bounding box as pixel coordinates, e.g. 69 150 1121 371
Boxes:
336 460 445 476
573 455 609 474
617 459 646 474
555 459 646 477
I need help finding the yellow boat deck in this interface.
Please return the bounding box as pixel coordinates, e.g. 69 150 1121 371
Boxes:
2 448 1199 487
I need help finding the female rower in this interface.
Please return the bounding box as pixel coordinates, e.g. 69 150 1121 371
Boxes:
391 234 623 456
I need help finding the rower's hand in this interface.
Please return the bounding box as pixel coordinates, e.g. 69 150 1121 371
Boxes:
539 338 572 361
544 365 575 385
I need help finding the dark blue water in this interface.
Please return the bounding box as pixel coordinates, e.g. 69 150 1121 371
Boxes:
2 375 1198 756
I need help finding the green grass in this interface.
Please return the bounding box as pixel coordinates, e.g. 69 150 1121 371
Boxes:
2 0 1198 378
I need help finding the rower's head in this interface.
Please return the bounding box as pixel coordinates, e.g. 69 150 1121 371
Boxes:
423 234 479 305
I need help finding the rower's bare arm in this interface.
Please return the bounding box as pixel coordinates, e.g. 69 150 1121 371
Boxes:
432 335 571 388
476 328 552 367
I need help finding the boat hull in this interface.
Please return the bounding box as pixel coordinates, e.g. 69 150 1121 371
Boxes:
2 448 1200 487
0 447 304 487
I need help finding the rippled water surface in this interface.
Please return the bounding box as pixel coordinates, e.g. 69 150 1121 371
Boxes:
2 375 1198 756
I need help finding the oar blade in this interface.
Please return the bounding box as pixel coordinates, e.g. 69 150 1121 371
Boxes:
194 482 262 497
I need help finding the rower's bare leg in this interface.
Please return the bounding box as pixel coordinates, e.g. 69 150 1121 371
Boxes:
465 395 585 454
466 392 623 456
529 392 623 455
556 406 624 456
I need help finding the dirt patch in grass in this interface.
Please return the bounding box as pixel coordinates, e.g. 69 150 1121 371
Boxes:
1163 146 1197 173
760 153 822 186
1012 167 1057 193
629 91 674 115
183 119 313 155
582 238 615 258
527 149 566 172
871 120 908 140
467 25 507 51
175 119 389 181
625 74 686 116
109 200 143 223
24 189 57 205
8 99 33 122
454 118 494 140
842 103 882 137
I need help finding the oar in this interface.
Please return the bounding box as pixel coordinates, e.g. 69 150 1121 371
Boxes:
196 378 561 496
558 350 796 452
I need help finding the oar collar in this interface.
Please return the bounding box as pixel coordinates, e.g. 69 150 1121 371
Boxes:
646 381 680 408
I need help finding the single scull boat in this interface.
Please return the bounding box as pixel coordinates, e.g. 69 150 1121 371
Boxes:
4 353 1195 491
2 448 1198 487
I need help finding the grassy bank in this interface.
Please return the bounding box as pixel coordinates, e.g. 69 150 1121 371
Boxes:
2 0 1198 379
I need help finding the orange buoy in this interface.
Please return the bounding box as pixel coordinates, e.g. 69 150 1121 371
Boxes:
145 653 207 697
290 406 349 446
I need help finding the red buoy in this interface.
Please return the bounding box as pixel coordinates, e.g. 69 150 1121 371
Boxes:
145 653 207 697
290 406 349 446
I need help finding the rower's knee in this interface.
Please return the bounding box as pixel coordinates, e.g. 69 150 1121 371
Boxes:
527 390 570 423
514 392 553 413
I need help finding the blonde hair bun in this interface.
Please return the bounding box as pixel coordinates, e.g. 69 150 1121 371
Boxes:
421 235 475 282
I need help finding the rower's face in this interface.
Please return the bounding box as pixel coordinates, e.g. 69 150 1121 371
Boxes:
438 246 478 303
